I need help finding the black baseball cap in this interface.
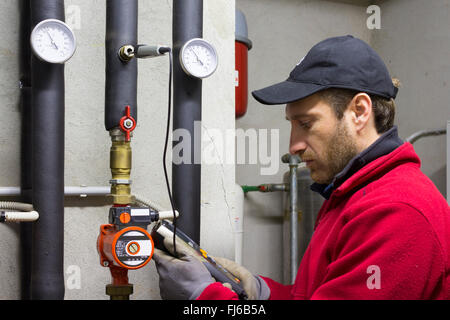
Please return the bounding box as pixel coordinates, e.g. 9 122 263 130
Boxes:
252 35 398 105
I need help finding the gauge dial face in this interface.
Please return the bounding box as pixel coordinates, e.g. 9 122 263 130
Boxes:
30 19 76 64
180 38 218 78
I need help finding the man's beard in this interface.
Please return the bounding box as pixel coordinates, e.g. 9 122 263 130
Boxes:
310 121 359 185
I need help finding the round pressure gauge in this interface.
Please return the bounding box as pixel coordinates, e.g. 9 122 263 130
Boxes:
180 38 218 78
30 19 76 64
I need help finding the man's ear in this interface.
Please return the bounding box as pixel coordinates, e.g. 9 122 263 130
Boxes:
349 93 372 132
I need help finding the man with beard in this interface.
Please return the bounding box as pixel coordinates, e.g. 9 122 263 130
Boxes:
153 35 450 300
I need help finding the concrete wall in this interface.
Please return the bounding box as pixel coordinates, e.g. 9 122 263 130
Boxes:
0 0 235 299
0 0 25 300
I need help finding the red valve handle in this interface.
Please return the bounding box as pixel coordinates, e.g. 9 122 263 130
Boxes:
119 106 136 142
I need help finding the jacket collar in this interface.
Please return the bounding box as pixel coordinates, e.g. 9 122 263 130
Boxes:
310 126 404 200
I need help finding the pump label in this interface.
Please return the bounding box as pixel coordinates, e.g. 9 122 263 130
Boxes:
114 230 153 268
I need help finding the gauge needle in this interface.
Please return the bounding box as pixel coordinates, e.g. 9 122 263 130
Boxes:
190 47 204 66
46 30 58 50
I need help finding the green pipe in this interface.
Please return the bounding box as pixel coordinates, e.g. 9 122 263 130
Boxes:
241 185 261 193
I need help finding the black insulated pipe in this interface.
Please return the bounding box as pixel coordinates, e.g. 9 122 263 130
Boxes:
105 0 138 131
30 0 65 300
19 0 33 300
172 0 203 243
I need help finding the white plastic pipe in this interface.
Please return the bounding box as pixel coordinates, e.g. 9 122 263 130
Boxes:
0 187 20 196
0 188 176 217
0 186 111 198
64 186 110 197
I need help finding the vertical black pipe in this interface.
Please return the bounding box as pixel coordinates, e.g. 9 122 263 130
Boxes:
105 0 138 131
19 0 32 299
172 0 203 243
30 0 65 300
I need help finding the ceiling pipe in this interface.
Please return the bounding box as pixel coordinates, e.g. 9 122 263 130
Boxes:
19 0 33 300
30 0 66 300
172 0 203 244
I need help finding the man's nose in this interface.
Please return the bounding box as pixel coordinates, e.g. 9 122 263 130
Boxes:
289 131 307 155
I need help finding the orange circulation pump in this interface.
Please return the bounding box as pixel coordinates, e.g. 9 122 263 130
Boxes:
235 9 252 119
97 207 159 270
97 206 159 295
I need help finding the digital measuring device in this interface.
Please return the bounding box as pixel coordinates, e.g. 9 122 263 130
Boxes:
151 220 248 300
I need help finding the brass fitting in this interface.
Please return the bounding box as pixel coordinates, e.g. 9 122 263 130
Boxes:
118 45 135 62
106 284 133 300
110 140 131 179
109 129 135 205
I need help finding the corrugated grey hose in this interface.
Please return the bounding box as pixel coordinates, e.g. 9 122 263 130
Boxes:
0 202 39 222
134 196 179 220
134 195 164 212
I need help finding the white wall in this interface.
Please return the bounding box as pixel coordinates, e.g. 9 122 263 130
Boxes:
0 0 235 299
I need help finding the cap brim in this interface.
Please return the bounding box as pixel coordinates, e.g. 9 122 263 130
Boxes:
251 80 327 105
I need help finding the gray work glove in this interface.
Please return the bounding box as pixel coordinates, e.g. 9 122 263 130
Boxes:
153 236 215 300
212 256 271 300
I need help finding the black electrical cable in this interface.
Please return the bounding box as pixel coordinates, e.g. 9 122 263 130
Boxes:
162 47 178 256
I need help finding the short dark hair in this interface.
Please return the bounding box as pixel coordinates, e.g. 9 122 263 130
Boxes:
318 79 400 134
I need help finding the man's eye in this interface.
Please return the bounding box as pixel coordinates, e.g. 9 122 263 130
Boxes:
298 121 311 129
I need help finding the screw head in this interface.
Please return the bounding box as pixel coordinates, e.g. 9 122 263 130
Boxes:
123 119 134 129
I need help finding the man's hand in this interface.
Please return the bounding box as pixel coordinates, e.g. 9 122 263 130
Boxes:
153 237 214 300
212 256 270 300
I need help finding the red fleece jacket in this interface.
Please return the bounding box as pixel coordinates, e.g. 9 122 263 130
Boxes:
197 142 450 300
